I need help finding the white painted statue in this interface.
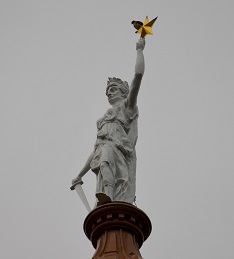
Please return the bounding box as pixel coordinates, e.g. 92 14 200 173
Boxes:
72 38 145 206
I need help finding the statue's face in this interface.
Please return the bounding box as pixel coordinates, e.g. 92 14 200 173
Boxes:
106 84 124 105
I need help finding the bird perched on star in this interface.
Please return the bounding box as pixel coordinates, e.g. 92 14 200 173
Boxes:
131 16 158 38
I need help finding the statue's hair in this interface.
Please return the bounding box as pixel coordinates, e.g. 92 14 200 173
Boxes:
106 77 129 98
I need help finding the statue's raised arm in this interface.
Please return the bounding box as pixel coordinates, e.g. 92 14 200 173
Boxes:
127 38 145 110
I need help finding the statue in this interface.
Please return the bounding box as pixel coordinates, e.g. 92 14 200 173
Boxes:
72 38 146 206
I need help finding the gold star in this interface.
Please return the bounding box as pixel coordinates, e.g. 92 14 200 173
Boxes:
137 16 158 38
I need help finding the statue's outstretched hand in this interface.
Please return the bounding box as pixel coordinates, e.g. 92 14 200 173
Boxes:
136 38 145 51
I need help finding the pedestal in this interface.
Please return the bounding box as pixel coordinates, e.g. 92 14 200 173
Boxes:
84 202 152 259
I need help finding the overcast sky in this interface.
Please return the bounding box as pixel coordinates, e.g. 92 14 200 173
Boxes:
1 0 234 258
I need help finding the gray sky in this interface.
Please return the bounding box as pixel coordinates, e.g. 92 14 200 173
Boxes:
1 0 234 258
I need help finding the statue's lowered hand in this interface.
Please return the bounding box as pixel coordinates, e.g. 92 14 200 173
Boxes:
70 176 84 190
72 175 83 184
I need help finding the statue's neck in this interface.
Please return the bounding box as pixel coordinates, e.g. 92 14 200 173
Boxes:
111 100 124 107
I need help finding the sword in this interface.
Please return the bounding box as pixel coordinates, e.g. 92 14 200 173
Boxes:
70 181 91 212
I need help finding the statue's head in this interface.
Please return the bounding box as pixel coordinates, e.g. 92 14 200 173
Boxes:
106 77 129 99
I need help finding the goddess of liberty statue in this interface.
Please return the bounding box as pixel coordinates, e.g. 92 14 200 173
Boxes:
72 38 145 206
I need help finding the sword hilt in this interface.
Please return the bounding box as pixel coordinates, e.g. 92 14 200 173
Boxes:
70 180 84 191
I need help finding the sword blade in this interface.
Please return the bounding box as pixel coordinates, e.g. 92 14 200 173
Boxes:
74 184 91 212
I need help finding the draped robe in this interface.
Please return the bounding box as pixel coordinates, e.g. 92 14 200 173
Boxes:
90 99 138 203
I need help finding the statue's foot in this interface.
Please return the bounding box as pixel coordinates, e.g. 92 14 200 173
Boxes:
96 193 112 206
